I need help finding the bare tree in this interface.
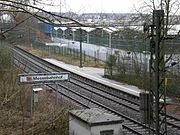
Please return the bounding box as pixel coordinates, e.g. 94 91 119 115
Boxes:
0 0 86 38
137 0 180 35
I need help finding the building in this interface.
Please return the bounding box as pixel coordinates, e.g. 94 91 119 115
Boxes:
69 108 123 135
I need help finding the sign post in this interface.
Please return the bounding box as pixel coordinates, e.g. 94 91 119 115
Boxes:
18 72 70 118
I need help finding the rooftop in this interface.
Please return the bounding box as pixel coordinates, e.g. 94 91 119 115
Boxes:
69 108 123 126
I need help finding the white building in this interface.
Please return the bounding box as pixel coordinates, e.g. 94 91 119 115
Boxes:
69 108 123 135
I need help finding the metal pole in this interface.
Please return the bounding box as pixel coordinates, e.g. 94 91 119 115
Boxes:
30 87 34 135
109 33 111 48
54 82 58 135
30 88 34 119
87 33 89 44
80 28 82 67
55 82 58 105
154 10 161 135
149 10 167 135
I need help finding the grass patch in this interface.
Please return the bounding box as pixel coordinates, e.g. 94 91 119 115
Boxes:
18 45 105 68
0 43 78 135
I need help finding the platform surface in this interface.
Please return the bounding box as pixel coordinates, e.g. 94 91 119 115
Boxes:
44 58 144 96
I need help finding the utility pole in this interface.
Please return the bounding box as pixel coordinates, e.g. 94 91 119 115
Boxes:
149 10 167 135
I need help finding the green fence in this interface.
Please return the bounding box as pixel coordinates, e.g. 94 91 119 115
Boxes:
104 51 180 97
31 38 86 61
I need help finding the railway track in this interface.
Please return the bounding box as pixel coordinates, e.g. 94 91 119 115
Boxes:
12 46 180 134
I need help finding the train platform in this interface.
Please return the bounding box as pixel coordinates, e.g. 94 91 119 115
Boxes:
44 58 179 116
44 58 144 96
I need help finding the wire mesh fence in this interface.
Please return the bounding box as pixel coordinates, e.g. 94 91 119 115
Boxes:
49 29 180 95
104 48 180 96
9 21 179 97
31 38 87 61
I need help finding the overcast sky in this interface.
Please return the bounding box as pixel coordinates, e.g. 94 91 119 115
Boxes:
42 0 143 13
